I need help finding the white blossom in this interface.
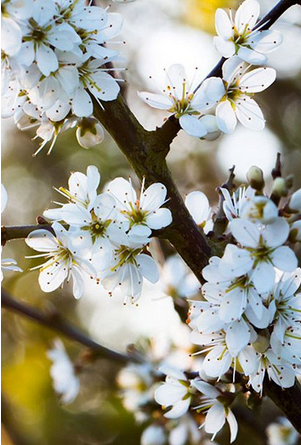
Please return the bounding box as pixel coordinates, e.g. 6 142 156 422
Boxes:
214 0 282 64
221 218 297 293
141 425 166 445
221 186 255 221
192 380 238 443
26 222 96 298
102 229 159 304
138 64 219 139
106 177 172 237
155 365 191 419
47 339 80 404
161 255 200 299
289 188 301 212
266 417 299 445
203 56 276 134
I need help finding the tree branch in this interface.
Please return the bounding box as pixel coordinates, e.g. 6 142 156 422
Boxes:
264 377 301 433
1 289 138 365
1 224 54 246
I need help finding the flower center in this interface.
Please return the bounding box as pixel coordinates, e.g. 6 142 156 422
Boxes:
113 245 142 270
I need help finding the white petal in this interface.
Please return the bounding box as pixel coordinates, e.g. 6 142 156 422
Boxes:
214 36 236 58
219 287 247 322
1 17 22 56
138 92 172 110
165 64 187 99
216 100 237 134
36 44 58 77
140 183 167 212
185 191 210 225
26 230 59 252
179 114 207 138
106 177 137 207
235 0 260 33
145 208 172 230
215 9 233 39
230 218 260 247
1 184 8 213
155 383 187 406
72 88 93 117
271 246 298 272
226 319 251 356
72 266 84 299
237 46 267 65
238 346 258 375
249 30 283 53
88 72 120 101
205 403 226 435
262 218 289 247
203 346 232 378
39 261 68 293
227 409 238 443
220 244 253 278
164 398 190 419
61 204 91 225
251 262 275 294
235 96 265 131
239 67 276 93
192 380 220 398
138 254 159 284
93 193 115 221
222 56 244 84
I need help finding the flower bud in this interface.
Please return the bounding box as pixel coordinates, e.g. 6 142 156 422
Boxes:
246 166 264 191
141 425 166 445
241 196 278 223
289 188 301 212
76 117 104 149
285 174 294 190
253 333 270 353
289 220 301 242
271 177 288 198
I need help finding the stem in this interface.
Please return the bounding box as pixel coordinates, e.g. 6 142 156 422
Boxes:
1 290 138 365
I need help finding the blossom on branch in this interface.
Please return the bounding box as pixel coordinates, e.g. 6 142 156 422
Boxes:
1 0 124 154
214 0 283 64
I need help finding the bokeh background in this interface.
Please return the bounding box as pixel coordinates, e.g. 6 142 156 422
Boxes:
2 0 301 443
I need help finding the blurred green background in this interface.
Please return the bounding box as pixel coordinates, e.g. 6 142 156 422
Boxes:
2 0 301 444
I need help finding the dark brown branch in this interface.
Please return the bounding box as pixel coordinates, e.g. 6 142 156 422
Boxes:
1 224 54 246
1 290 138 365
264 377 301 433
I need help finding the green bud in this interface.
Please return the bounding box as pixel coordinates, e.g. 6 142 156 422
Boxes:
272 177 288 198
246 166 264 190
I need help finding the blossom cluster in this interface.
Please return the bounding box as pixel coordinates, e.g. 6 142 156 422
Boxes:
25 166 172 303
188 185 301 395
139 0 282 138
1 0 124 154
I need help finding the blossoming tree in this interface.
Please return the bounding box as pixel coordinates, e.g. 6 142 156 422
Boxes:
1 0 301 444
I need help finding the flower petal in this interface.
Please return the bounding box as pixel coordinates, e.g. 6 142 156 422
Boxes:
216 100 237 134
